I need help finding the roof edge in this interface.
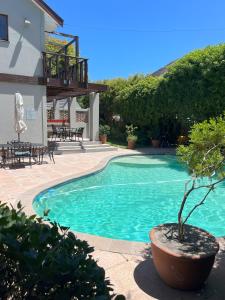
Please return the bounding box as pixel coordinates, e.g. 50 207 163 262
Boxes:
33 0 64 26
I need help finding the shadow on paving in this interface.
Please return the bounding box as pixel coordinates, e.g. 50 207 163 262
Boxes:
133 238 225 300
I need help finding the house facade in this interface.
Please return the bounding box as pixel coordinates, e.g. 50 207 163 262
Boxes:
0 0 106 144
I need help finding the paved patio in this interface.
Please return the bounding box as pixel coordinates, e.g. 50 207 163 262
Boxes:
0 148 225 300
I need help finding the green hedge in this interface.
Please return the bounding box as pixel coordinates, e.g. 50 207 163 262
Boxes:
99 44 225 143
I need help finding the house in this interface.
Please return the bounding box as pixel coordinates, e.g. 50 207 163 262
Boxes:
0 0 107 145
151 60 176 77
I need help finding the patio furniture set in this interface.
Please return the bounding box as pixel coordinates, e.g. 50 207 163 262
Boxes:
0 140 56 169
51 125 84 141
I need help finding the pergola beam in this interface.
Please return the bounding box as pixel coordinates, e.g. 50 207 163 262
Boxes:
47 83 108 102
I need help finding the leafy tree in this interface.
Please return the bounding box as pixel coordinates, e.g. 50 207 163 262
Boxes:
177 115 225 241
45 36 76 56
45 37 76 77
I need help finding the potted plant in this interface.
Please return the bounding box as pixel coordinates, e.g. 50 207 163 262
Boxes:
126 124 138 149
147 127 160 148
177 134 188 145
150 116 225 290
99 125 110 144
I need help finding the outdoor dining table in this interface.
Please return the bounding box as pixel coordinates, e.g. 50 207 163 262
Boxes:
0 142 47 168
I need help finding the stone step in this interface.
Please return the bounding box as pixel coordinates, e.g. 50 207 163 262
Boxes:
56 142 81 147
54 141 117 154
83 141 102 145
55 148 84 155
85 146 118 153
55 141 101 147
84 143 111 148
57 145 82 150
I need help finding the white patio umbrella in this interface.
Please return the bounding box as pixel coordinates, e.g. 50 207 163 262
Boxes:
15 92 27 141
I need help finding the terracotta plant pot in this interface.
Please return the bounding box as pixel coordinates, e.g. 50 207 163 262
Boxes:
152 139 160 148
99 135 107 144
177 135 188 145
150 223 219 290
127 140 136 149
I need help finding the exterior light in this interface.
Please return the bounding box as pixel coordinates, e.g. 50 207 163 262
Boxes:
112 115 121 122
24 19 31 25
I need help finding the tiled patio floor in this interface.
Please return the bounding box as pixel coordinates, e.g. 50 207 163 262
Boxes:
0 148 224 299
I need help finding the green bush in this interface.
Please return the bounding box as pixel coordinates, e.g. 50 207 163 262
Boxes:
99 124 111 136
110 125 126 142
99 44 225 144
126 125 138 143
0 202 113 299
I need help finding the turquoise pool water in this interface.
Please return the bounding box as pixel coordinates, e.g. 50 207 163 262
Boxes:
33 155 225 242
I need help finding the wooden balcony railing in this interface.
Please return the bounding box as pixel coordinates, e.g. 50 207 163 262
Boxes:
43 51 88 88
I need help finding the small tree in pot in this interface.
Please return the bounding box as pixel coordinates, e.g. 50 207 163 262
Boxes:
99 124 111 144
126 124 138 149
150 115 225 290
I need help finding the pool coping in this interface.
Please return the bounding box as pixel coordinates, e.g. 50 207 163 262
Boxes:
17 148 176 255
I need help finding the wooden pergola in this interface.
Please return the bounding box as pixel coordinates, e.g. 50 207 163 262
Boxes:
47 83 108 102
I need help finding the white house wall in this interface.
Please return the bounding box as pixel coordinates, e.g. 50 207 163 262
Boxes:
0 82 47 144
0 0 48 145
0 0 45 76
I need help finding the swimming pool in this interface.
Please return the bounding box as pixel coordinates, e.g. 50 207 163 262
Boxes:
33 155 225 242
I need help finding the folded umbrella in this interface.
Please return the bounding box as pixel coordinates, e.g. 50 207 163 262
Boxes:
15 92 27 141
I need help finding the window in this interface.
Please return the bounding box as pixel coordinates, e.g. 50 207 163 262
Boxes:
0 14 8 41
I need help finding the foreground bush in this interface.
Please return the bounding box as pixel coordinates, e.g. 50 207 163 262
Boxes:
0 202 113 299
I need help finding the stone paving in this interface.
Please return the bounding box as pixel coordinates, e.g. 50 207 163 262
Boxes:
0 148 225 300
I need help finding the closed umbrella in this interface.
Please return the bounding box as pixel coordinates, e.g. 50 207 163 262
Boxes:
15 92 27 141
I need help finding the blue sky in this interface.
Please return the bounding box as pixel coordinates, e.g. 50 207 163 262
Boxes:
46 0 225 81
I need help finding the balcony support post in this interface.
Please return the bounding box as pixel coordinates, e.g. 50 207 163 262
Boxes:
89 92 99 141
69 97 76 129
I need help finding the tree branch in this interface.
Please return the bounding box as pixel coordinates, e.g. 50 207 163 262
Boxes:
182 177 225 225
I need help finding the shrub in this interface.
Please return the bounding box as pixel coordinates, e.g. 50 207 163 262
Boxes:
0 202 113 299
99 124 111 136
99 44 225 144
126 125 138 142
127 135 138 142
109 125 126 144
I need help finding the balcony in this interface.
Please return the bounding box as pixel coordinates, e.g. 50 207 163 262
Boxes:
43 52 88 88
43 31 88 90
44 31 107 102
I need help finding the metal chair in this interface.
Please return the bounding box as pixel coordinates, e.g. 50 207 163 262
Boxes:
12 142 32 167
75 127 84 141
47 141 57 164
51 124 57 140
69 128 78 141
0 146 7 168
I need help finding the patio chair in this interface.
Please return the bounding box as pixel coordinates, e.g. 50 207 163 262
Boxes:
75 127 84 141
1 144 16 168
47 141 57 164
60 126 69 141
12 142 32 167
0 146 7 168
51 125 59 140
69 128 78 141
